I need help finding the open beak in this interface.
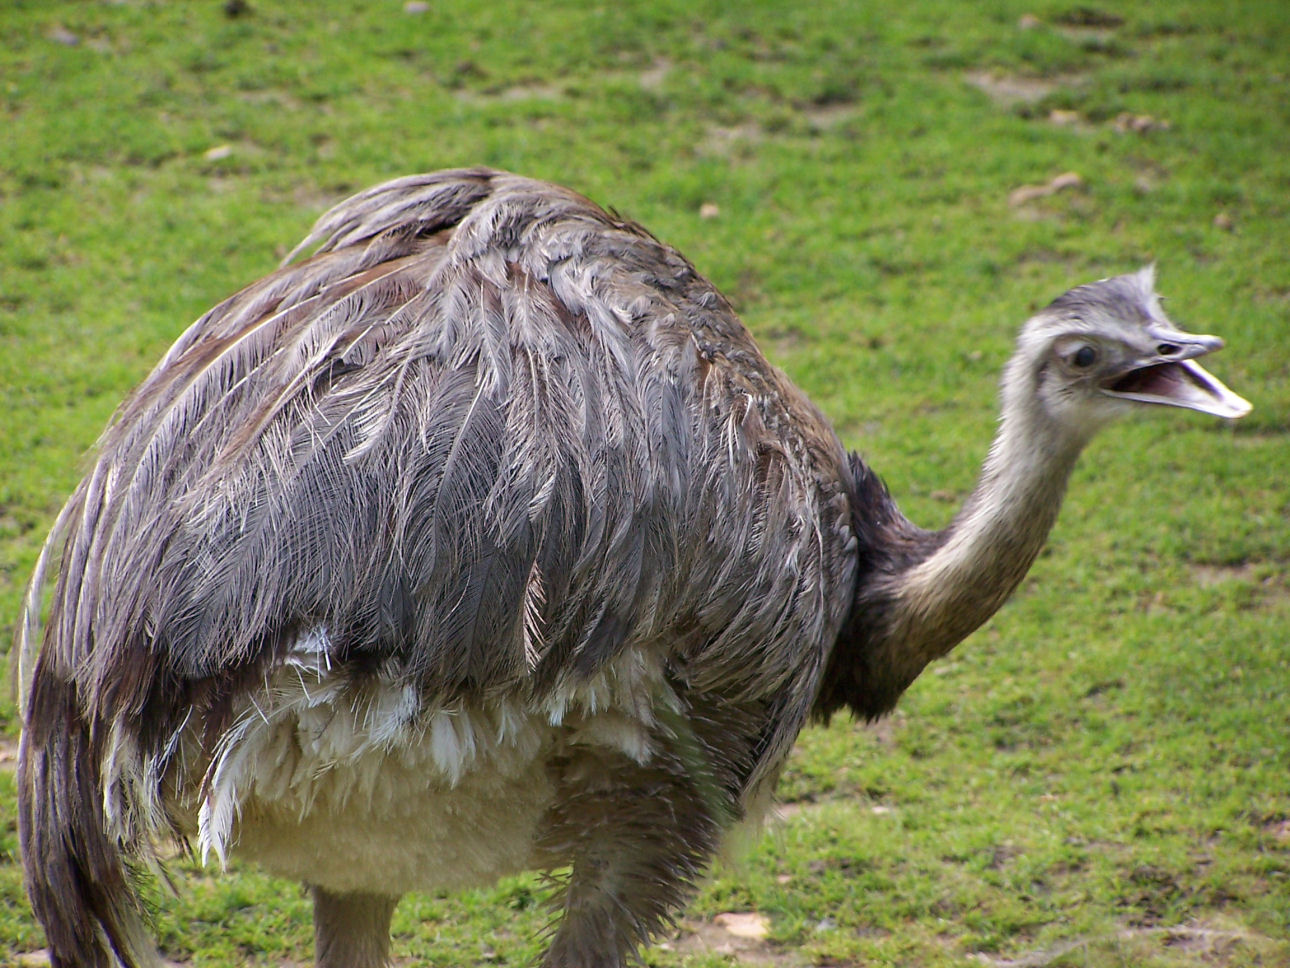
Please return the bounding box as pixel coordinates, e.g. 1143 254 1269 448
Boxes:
1101 332 1252 419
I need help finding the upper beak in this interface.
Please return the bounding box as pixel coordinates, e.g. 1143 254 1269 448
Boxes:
1101 330 1253 419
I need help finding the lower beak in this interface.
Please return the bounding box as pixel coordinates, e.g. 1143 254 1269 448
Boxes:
1101 335 1252 419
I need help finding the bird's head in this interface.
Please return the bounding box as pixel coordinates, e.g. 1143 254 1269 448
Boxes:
1008 266 1251 436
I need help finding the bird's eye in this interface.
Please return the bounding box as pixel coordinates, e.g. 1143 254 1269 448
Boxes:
1072 345 1098 368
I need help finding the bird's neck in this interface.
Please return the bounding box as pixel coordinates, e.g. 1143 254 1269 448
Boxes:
827 366 1090 720
897 379 1086 654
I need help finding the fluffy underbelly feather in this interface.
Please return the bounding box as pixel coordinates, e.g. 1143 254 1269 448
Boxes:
181 633 676 894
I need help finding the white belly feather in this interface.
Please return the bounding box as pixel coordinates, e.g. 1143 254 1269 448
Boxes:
185 627 677 895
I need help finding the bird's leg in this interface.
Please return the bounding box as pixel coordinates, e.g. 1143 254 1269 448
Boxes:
537 747 736 968
311 887 399 968
541 819 711 968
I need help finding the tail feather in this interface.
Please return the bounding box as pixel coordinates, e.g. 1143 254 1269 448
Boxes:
19 667 159 968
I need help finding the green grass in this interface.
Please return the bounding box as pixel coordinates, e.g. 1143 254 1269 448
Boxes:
2 0 1288 965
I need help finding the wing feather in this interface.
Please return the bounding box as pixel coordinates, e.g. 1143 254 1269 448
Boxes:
26 169 857 778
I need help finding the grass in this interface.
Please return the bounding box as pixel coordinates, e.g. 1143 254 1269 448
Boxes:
2 0 1288 965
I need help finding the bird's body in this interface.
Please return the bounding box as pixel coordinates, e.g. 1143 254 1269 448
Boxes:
17 168 1249 968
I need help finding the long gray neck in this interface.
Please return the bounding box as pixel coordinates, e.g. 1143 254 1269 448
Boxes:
894 379 1085 655
835 360 1092 719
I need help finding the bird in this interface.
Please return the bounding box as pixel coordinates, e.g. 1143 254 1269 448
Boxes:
16 167 1250 968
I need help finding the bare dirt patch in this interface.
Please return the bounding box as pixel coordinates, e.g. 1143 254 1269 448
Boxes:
236 89 308 111
15 953 188 968
454 81 565 106
1190 561 1257 587
966 70 1079 106
701 121 764 157
455 58 670 108
659 914 799 967
0 734 17 772
1008 171 1084 207
1053 24 1119 49
772 794 896 825
637 57 672 91
972 923 1280 968
802 102 857 131
1190 561 1290 606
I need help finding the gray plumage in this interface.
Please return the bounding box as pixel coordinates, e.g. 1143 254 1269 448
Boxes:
17 167 1249 968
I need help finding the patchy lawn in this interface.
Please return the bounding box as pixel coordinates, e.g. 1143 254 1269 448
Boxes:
2 1 1287 965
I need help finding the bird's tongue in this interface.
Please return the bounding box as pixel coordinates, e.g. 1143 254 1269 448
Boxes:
1108 359 1252 419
